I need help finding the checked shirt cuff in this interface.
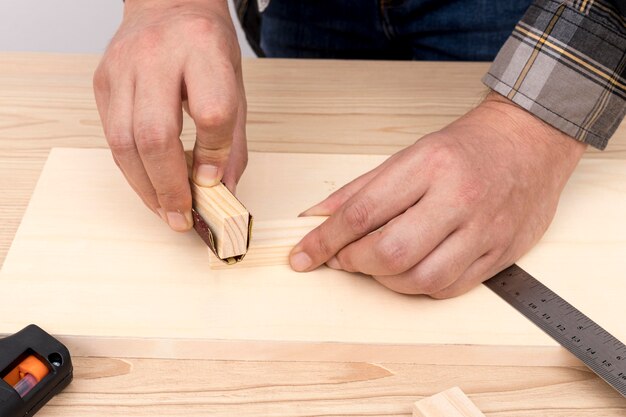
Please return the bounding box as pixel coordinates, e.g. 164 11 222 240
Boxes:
483 0 626 150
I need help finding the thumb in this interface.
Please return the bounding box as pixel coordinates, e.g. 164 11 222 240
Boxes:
185 57 238 187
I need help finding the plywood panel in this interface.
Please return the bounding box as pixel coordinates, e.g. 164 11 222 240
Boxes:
0 148 624 361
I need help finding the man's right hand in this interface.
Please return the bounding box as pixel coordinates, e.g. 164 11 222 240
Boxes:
93 0 248 232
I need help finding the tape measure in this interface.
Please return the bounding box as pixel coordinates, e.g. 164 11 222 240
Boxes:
0 325 73 417
485 264 626 398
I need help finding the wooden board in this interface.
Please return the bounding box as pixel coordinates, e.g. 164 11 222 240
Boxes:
36 356 626 417
0 148 624 362
2 54 625 416
2 53 626 268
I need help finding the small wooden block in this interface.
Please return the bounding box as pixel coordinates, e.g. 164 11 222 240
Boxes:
413 387 485 417
208 216 327 269
186 153 250 260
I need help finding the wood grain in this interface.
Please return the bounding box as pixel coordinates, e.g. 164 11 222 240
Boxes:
40 357 625 417
1 53 625 416
185 153 251 260
413 387 485 417
1 53 625 265
208 216 326 269
192 182 250 259
0 148 624 363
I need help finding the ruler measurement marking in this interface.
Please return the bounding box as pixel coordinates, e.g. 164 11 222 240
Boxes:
484 265 626 398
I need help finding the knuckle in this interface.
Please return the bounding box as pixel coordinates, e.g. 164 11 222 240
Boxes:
135 27 162 51
135 124 174 154
156 185 191 208
374 237 410 274
185 16 219 36
335 249 356 272
312 233 333 259
107 131 135 155
92 67 107 91
424 143 458 171
308 224 336 259
194 103 237 131
186 18 241 63
195 143 231 162
343 198 374 235
408 267 445 295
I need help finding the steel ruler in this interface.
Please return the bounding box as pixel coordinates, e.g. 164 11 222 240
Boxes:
484 264 626 398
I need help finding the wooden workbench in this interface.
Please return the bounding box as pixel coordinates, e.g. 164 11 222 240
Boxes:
1 53 624 416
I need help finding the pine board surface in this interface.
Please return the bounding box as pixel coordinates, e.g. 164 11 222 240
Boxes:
1 53 625 415
0 148 624 361
36 357 626 417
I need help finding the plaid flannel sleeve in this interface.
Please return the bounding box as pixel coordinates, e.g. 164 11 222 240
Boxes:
483 0 626 150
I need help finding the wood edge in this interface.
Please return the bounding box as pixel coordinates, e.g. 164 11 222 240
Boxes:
44 336 581 366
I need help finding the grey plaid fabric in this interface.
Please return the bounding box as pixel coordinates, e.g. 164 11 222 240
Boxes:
483 0 626 149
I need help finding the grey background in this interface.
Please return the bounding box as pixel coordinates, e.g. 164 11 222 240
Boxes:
0 0 255 56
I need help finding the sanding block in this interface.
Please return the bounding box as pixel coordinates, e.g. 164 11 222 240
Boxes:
185 152 253 264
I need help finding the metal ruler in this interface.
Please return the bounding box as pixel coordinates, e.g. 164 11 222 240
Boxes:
484 264 626 398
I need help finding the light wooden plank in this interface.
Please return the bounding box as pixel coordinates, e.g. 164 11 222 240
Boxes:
1 54 625 416
37 356 626 417
0 148 624 363
413 387 485 417
62 336 582 366
1 53 625 266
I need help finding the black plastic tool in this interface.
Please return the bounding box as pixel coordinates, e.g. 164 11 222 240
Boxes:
0 325 73 417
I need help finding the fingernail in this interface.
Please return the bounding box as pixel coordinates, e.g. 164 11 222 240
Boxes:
326 256 340 270
156 208 167 222
195 164 219 187
167 211 191 232
290 251 312 272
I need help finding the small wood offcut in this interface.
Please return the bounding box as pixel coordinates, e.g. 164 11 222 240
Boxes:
185 153 251 261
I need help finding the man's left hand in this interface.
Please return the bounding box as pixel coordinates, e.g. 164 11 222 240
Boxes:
289 92 587 298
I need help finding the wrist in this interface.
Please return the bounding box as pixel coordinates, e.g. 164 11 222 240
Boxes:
480 91 587 161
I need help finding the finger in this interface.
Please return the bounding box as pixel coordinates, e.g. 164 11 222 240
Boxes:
330 193 461 276
222 76 248 193
185 55 238 187
290 155 429 272
106 77 161 215
429 253 504 299
112 154 165 220
133 70 190 232
300 152 404 217
370 228 488 295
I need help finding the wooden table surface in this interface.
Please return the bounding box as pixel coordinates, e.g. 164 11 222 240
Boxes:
1 52 624 416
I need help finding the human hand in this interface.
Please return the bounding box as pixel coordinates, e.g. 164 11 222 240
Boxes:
93 0 247 232
289 92 587 298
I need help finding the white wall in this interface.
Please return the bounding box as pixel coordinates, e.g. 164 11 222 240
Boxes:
0 0 255 56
